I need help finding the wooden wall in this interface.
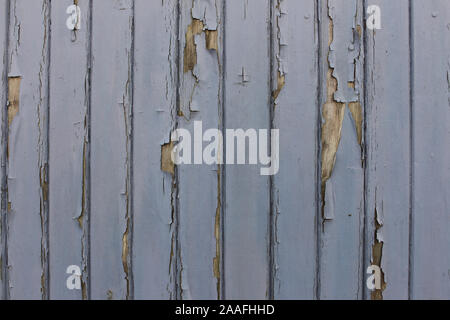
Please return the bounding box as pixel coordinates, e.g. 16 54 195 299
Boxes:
0 0 449 300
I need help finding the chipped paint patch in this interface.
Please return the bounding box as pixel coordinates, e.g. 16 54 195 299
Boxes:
183 19 218 74
7 76 21 128
272 72 285 101
321 16 345 191
161 142 175 175
81 279 87 300
122 223 130 298
37 0 51 300
168 175 177 300
80 233 88 300
183 1 219 74
321 70 345 187
348 101 362 146
273 0 288 103
78 70 91 300
184 19 205 73
205 30 218 51
321 2 364 224
39 163 49 300
76 139 88 228
213 167 221 299
371 208 386 300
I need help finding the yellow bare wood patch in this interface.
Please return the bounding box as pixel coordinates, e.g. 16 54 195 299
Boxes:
161 142 175 175
184 19 204 73
348 101 363 146
272 71 285 101
205 30 218 51
321 68 345 185
8 76 21 128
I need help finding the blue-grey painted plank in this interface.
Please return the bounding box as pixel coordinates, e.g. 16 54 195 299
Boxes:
6 0 50 300
319 0 365 299
90 0 133 300
223 0 271 299
132 0 178 300
364 0 410 300
178 0 223 300
411 0 450 299
271 0 318 299
0 0 8 300
49 0 90 300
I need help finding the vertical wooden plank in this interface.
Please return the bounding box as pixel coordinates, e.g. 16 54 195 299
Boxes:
318 0 365 299
364 0 410 300
49 0 90 300
177 0 223 300
271 0 318 299
224 0 271 299
90 0 133 300
0 0 8 300
132 0 178 299
6 0 50 300
411 0 450 299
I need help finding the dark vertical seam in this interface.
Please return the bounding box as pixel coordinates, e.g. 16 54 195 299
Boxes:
220 0 227 301
174 0 181 301
361 0 368 301
268 0 275 301
315 0 322 301
1 0 11 301
218 0 226 301
44 0 52 300
86 0 93 301
129 0 135 300
408 0 414 301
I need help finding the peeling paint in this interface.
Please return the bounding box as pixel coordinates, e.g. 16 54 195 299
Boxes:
321 1 364 223
327 1 360 103
79 69 90 301
347 92 363 151
348 100 362 146
184 19 205 73
183 0 219 74
205 30 218 51
37 0 51 300
272 72 285 101
273 0 288 103
321 15 345 191
321 69 345 187
213 166 221 299
7 76 21 128
183 20 218 74
122 112 131 299
122 223 130 298
76 139 88 228
161 142 175 175
168 175 177 299
371 208 386 300
179 0 223 300
80 235 88 300
39 163 49 300
192 0 218 30
347 24 363 148
120 37 134 300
